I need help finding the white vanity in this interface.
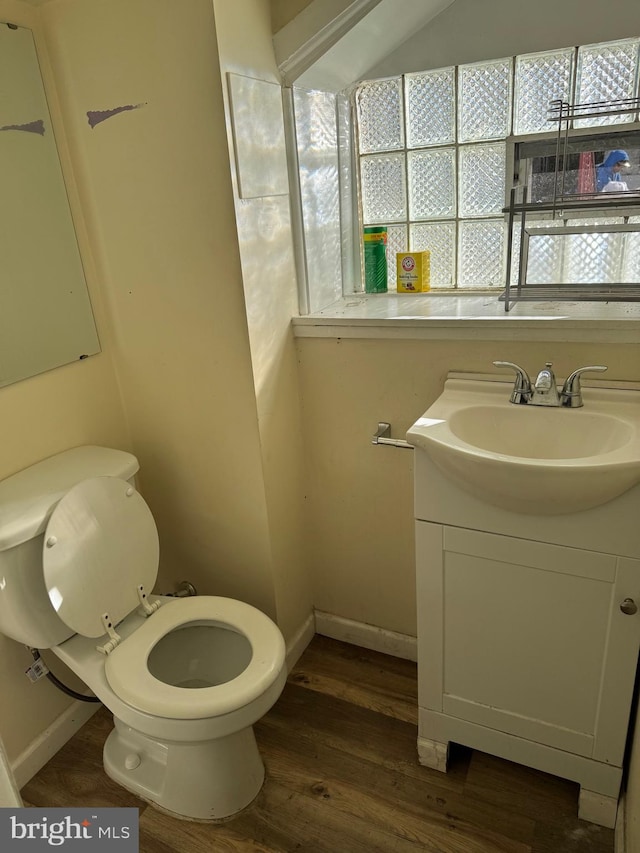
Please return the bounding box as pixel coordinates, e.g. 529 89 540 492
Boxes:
407 370 640 828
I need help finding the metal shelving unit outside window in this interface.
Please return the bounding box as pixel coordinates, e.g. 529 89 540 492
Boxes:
502 97 640 311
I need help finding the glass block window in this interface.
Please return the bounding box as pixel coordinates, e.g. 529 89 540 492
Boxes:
458 58 512 142
564 219 625 284
408 148 456 220
294 89 342 313
623 218 640 282
525 228 565 285
360 153 406 223
410 222 456 287
458 143 506 218
386 224 408 290
355 78 404 153
514 48 574 135
575 40 640 127
354 38 640 292
510 218 640 287
405 69 455 147
458 220 505 288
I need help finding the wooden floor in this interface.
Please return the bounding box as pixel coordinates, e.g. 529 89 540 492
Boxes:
22 635 614 853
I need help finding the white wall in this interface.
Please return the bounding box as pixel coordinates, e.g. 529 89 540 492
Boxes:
212 0 313 640
270 0 315 32
40 0 312 644
297 337 640 635
39 0 278 616
366 0 640 77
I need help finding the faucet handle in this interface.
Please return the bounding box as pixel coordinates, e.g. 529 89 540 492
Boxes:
561 365 607 408
492 361 532 404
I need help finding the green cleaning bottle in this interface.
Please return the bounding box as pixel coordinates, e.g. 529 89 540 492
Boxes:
363 226 388 293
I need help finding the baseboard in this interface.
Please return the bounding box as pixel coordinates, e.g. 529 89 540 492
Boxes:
12 701 101 790
314 610 417 661
285 611 315 672
616 790 626 853
0 742 22 806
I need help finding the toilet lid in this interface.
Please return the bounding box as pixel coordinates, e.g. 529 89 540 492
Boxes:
43 477 159 638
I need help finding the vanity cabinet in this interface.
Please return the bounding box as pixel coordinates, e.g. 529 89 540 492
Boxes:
417 521 640 764
409 375 640 829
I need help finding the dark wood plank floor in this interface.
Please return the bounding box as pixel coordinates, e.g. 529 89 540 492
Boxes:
22 635 614 852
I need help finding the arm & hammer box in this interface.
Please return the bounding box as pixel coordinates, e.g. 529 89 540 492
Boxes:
396 251 430 292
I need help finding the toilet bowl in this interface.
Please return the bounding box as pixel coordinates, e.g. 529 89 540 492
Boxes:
0 447 287 820
55 595 287 820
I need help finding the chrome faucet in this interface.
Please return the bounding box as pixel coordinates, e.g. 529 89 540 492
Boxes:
493 361 607 407
531 363 560 407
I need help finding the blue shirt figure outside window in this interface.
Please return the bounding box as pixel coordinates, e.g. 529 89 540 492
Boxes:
596 149 631 191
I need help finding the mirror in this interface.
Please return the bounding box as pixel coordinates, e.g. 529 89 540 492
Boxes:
0 22 99 388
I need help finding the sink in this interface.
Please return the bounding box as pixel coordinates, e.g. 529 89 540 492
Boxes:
407 377 640 515
449 405 634 459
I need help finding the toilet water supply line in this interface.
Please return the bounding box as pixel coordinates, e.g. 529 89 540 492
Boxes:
28 648 100 704
26 581 198 704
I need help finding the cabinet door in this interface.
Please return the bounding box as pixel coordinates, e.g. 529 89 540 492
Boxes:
416 521 640 762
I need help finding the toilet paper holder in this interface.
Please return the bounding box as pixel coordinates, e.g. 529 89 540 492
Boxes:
371 422 413 450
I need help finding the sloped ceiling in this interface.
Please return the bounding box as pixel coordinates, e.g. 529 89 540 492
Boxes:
275 0 455 91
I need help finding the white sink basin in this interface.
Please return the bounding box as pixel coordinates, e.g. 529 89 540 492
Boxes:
407 377 640 515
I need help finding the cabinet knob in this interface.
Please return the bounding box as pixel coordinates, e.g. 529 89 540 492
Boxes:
620 598 638 615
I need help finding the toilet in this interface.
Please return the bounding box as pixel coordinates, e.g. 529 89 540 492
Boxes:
0 446 287 821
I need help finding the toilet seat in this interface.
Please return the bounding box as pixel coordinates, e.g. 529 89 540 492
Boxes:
43 477 159 638
42 475 285 722
104 596 285 719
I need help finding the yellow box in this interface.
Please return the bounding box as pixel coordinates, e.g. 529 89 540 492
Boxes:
396 252 430 292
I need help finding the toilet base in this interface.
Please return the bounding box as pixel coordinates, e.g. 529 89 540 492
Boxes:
103 716 265 821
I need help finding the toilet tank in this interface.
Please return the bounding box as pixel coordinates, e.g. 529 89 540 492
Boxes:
0 446 139 649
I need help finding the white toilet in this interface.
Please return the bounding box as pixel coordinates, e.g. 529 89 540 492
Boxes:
0 446 287 820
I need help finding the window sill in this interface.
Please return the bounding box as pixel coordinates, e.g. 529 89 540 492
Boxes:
292 293 640 343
